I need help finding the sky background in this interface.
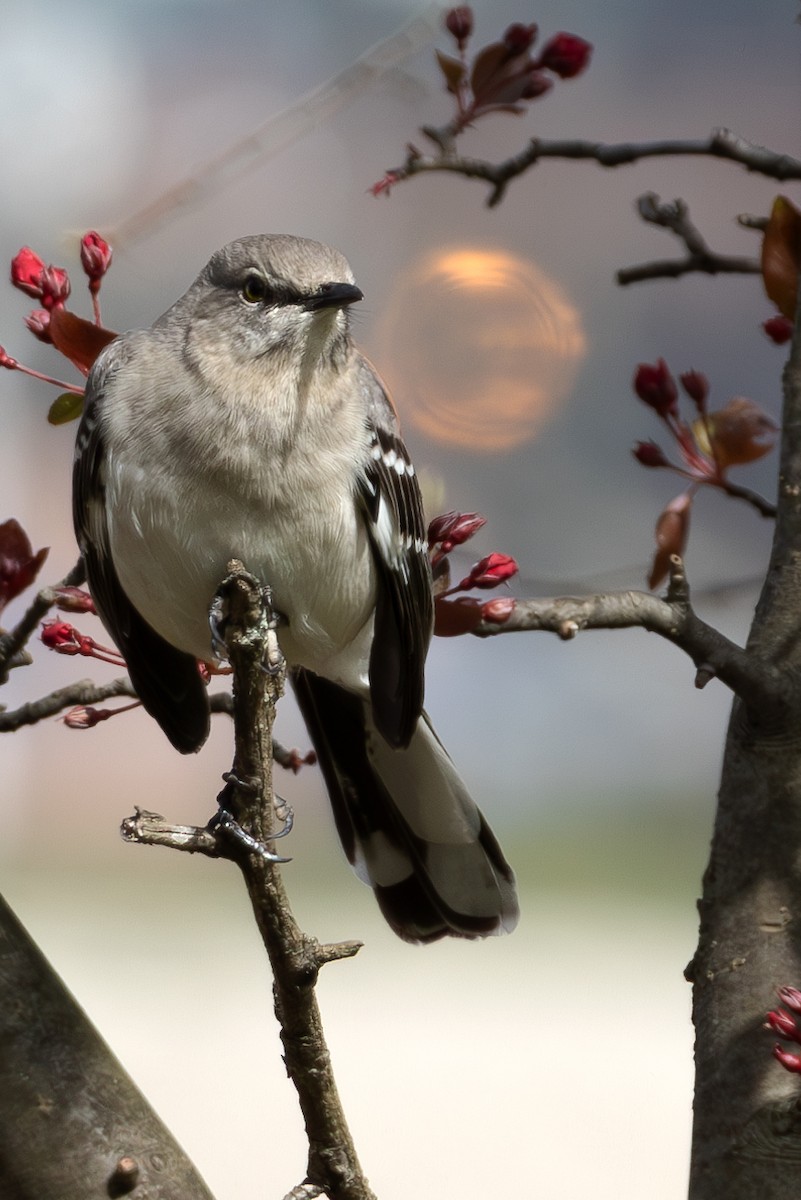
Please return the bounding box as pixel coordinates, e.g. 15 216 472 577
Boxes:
0 2 798 1197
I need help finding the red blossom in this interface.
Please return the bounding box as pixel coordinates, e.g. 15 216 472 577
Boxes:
456 551 519 591
503 23 538 54
633 440 669 468
24 309 52 343
0 519 49 614
766 1009 801 1042
537 32 592 78
53 585 96 614
763 314 794 344
80 231 112 294
445 6 473 50
0 347 17 370
39 264 71 311
679 370 709 409
634 359 679 418
428 510 487 562
10 247 45 298
778 987 801 1014
773 1044 801 1074
41 619 125 665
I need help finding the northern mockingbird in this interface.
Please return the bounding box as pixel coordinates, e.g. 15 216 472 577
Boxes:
73 234 518 942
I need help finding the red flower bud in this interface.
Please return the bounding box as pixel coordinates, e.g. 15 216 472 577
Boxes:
481 596 516 624
633 359 679 418
633 440 668 468
0 347 17 370
458 551 518 590
538 32 592 79
445 6 473 49
766 1010 801 1042
773 1044 801 1074
503 23 538 54
39 264 71 311
428 510 487 553
80 231 112 294
763 315 794 345
679 370 709 408
24 309 52 343
520 70 553 100
41 619 79 651
10 247 45 298
777 987 801 1014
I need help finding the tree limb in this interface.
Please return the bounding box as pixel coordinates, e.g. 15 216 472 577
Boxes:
475 555 788 718
0 558 85 682
383 127 801 207
124 561 375 1200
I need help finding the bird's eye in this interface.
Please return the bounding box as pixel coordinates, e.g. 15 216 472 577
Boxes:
241 274 270 304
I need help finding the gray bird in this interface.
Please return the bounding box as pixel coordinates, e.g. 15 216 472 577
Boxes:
73 234 518 942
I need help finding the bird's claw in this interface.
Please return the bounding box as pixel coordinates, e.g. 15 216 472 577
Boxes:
209 807 292 863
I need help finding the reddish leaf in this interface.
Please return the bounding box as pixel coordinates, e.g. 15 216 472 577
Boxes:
0 518 49 614
434 595 484 636
693 397 777 469
761 195 801 320
48 307 117 375
648 492 692 590
470 40 509 96
435 49 467 94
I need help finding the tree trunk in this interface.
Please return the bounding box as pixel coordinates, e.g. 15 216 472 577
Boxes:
688 308 801 1196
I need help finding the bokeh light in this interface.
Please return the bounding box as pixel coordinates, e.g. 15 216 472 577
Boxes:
375 246 586 451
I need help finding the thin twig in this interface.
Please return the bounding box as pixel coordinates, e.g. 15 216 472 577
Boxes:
616 193 760 285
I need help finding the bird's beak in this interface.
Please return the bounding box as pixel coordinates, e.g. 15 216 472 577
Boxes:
303 282 364 312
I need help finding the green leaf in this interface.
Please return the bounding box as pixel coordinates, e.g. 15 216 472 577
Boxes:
48 392 85 425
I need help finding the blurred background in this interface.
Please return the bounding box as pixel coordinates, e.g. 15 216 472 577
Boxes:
0 1 797 1196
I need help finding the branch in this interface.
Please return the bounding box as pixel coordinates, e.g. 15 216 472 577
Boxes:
475 556 788 718
0 681 231 733
124 561 375 1200
0 558 85 681
383 127 801 207
616 193 760 285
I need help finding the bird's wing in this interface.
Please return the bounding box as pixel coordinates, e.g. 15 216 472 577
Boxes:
73 341 210 753
355 357 433 749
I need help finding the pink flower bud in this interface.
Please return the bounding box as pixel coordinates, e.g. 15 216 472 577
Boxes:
766 1010 801 1042
773 1044 801 1074
503 23 538 54
481 596 516 624
633 440 668 468
24 309 52 343
763 315 794 345
53 585 96 614
10 247 45 298
679 370 709 408
63 704 114 729
39 265 71 311
538 32 592 79
777 987 801 1014
0 347 18 370
80 231 112 294
633 359 679 418
445 6 473 49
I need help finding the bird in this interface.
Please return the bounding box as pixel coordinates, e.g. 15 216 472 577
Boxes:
73 234 519 943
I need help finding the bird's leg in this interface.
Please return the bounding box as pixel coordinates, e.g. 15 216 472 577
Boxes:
209 573 285 675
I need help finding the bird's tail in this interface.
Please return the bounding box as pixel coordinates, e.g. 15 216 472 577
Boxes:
291 669 519 943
